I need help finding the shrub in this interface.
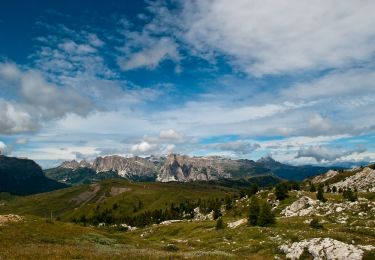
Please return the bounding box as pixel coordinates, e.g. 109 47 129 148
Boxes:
309 218 323 229
343 189 357 202
216 217 225 230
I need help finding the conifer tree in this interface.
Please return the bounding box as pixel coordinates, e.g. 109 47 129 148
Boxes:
248 196 260 226
216 217 225 230
257 201 275 227
310 183 316 192
317 185 327 202
248 183 259 196
275 182 288 200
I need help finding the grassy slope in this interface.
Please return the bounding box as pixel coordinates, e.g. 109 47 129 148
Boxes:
1 190 375 259
0 179 235 221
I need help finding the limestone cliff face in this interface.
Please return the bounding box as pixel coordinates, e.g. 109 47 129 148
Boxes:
92 155 158 179
60 160 91 169
58 154 272 182
158 154 235 182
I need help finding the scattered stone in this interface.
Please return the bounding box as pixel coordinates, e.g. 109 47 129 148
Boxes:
119 223 137 231
281 196 317 217
0 214 22 226
227 218 247 229
280 238 375 260
193 207 214 221
158 219 182 225
329 167 375 192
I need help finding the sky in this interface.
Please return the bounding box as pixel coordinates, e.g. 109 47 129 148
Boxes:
1 0 375 168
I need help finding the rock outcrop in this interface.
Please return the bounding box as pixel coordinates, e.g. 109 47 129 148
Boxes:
281 196 317 217
281 196 375 222
330 167 375 192
280 238 375 260
227 218 247 229
311 170 339 184
0 214 22 226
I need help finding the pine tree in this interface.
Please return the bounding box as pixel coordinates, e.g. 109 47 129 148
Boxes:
343 188 357 202
257 201 275 227
275 182 288 200
310 183 316 192
216 217 225 230
248 183 259 196
248 196 260 226
225 194 233 210
317 186 327 202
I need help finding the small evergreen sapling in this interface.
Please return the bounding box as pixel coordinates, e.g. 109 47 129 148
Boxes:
216 217 225 230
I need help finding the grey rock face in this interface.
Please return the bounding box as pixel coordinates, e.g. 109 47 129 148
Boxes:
57 154 276 182
157 154 232 182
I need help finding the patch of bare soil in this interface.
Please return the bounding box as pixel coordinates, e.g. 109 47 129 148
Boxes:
70 184 100 206
110 187 131 196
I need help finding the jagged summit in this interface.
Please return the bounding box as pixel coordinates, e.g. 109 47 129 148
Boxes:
51 153 330 184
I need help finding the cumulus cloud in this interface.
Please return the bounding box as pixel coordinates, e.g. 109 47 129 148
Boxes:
0 62 93 134
0 142 9 155
295 145 366 162
150 0 375 76
130 141 157 154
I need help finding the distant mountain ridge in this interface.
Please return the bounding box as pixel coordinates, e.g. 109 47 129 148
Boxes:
256 156 330 181
46 154 331 185
0 155 67 195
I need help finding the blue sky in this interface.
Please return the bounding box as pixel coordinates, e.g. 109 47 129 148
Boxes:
1 0 375 168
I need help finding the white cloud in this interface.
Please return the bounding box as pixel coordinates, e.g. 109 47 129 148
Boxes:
295 145 366 162
130 141 156 154
154 0 375 76
159 129 183 140
0 62 93 134
209 141 260 155
282 68 375 100
0 141 9 155
118 37 179 71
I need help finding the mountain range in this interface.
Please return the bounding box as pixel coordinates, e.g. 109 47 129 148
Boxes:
45 154 331 185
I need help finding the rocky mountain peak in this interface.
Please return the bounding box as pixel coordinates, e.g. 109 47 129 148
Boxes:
60 160 91 169
257 156 277 165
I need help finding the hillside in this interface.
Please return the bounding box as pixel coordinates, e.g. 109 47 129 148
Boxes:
0 184 374 259
0 179 236 223
0 155 67 195
310 165 375 192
